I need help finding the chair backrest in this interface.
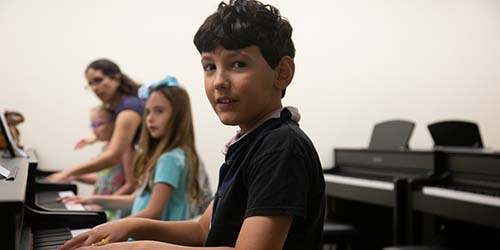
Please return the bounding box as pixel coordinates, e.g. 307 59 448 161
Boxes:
369 120 415 150
428 120 483 148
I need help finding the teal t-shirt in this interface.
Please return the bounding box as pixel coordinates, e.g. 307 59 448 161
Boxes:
131 148 189 221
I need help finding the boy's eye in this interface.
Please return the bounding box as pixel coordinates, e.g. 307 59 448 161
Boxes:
232 62 246 68
203 64 216 72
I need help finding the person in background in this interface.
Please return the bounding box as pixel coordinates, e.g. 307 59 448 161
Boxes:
70 105 126 221
47 59 144 198
59 0 325 249
60 78 201 223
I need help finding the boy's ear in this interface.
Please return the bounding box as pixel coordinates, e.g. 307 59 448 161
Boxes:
274 56 295 90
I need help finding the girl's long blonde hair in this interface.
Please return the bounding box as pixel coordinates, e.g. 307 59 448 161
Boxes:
133 86 199 201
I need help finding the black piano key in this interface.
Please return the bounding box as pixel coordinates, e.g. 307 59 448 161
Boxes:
34 231 70 239
35 245 64 250
34 238 70 248
33 228 69 236
32 227 72 250
34 234 72 244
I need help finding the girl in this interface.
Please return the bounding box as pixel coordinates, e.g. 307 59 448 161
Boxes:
73 105 126 221
60 81 200 222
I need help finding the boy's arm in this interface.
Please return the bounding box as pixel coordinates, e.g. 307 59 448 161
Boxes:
91 215 291 250
131 201 213 245
133 206 293 249
234 215 293 249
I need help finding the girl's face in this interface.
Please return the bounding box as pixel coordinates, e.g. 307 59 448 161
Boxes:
90 110 114 141
145 91 173 139
85 68 120 104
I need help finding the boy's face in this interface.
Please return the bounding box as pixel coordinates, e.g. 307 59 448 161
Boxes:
201 45 283 133
90 111 114 141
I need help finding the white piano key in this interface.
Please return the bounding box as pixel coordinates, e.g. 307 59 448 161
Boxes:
324 174 394 190
70 228 91 237
422 186 500 207
58 191 85 211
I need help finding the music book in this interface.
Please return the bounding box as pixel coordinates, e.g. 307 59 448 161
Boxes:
0 109 27 158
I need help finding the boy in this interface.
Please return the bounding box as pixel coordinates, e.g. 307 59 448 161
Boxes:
59 0 325 249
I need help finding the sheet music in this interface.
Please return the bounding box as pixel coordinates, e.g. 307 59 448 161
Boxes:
0 110 27 158
0 164 9 178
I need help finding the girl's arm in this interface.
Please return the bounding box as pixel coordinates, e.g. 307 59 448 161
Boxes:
130 182 173 220
111 146 136 195
74 135 98 150
47 110 141 182
59 195 135 210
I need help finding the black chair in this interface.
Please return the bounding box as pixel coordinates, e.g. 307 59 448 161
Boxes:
321 169 359 250
383 246 455 250
369 120 415 150
428 120 483 148
322 221 357 250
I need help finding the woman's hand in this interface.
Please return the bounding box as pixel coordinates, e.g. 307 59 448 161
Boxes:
45 170 73 183
58 219 136 250
74 136 98 150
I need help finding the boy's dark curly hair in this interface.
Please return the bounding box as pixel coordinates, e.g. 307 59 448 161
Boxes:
193 0 295 70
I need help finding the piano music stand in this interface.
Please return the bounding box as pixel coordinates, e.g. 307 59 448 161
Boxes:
428 120 483 148
369 120 415 150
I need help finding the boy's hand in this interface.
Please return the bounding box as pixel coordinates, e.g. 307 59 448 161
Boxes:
74 136 98 150
58 219 135 250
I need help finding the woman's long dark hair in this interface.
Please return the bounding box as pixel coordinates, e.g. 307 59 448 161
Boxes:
86 59 141 96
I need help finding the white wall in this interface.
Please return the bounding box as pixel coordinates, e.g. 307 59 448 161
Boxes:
1 0 500 191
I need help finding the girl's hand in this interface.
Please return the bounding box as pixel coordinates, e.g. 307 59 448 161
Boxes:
74 136 98 150
83 204 104 211
57 195 89 204
45 171 73 183
58 219 135 250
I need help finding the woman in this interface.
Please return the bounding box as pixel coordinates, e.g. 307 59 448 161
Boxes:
47 59 144 196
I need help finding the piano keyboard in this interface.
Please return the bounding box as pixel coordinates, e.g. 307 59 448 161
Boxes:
32 227 90 250
324 174 394 190
58 191 85 211
33 228 71 250
422 186 500 207
37 190 85 211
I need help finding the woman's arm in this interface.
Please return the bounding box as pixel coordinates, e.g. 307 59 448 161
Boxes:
74 173 97 185
47 110 141 182
111 146 136 195
130 182 172 219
